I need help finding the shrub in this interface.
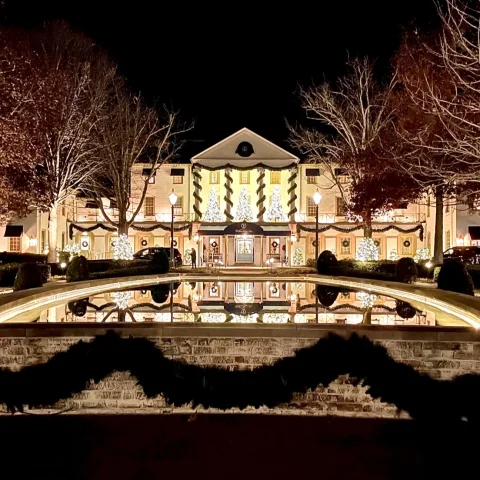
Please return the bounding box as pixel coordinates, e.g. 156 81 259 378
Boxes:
13 263 44 291
317 250 338 274
66 255 89 282
315 285 340 307
0 252 47 264
395 300 417 319
89 265 154 280
328 267 395 282
67 298 88 317
466 266 480 289
396 258 418 284
57 251 70 266
151 251 169 274
87 259 148 274
150 285 169 304
438 262 475 296
0 263 50 287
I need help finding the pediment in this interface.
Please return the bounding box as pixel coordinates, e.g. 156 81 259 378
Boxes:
191 128 298 169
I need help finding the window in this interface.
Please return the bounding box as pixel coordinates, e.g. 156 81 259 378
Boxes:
144 197 155 216
427 232 431 252
61 233 65 250
373 237 383 255
174 196 183 216
446 230 451 249
336 197 346 216
307 196 316 217
210 171 219 184
172 176 183 184
427 198 430 218
8 237 20 252
148 176 155 184
270 171 280 184
307 176 317 184
401 236 413 255
41 230 47 253
240 171 250 184
445 202 450 213
61 203 66 217
340 237 352 255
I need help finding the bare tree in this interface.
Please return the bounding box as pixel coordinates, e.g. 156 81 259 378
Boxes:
289 58 420 237
0 23 116 261
93 81 192 236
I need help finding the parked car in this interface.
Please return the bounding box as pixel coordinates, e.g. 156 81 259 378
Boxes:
443 246 480 265
133 247 183 267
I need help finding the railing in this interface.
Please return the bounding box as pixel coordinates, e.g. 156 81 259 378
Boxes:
297 212 426 224
74 209 196 223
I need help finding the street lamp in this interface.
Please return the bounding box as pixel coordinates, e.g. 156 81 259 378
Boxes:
313 190 322 261
168 189 178 268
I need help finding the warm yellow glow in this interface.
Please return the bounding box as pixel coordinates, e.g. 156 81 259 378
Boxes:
168 189 178 206
313 190 322 205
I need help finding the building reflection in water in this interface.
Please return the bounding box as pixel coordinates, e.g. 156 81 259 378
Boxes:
39 281 434 326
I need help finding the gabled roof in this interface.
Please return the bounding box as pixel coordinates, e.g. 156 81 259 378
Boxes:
191 128 299 169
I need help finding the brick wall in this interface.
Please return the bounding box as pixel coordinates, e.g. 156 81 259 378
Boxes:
1 324 479 417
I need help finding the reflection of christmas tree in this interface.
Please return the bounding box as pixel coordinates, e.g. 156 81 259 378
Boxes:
203 186 224 222
264 186 288 222
292 248 303 266
113 234 133 260
234 186 255 221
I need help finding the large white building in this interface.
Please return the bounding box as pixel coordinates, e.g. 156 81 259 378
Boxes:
0 128 472 265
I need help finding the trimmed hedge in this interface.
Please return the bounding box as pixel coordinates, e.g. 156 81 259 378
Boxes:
87 259 149 274
328 266 395 282
438 262 475 296
0 263 50 287
317 250 338 274
13 263 44 291
0 252 47 264
66 256 89 282
89 265 155 280
466 266 480 289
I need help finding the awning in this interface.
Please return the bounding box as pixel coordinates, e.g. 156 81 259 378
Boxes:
468 226 480 240
85 200 99 209
198 222 291 236
305 168 320 176
224 222 264 235
171 168 185 176
142 168 156 177
4 225 23 237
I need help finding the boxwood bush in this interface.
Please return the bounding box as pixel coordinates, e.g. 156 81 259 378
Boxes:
317 250 338 274
0 252 47 264
0 263 50 287
438 262 474 296
13 263 45 291
396 258 418 284
66 256 90 282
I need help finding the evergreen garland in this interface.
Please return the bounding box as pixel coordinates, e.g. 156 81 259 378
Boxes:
1 331 479 422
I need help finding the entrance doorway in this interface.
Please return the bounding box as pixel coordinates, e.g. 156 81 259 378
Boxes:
235 236 254 263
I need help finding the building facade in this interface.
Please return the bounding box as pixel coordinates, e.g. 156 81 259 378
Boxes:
3 127 474 264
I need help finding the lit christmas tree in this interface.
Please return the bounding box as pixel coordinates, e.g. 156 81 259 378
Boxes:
356 237 379 261
389 249 399 261
234 186 255 221
113 234 133 260
264 186 288 222
292 247 303 266
202 186 224 222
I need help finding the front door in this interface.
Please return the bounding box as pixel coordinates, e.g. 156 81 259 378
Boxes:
235 236 254 263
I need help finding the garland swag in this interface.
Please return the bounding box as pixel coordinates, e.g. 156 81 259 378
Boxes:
69 223 192 240
2 331 479 421
297 224 424 241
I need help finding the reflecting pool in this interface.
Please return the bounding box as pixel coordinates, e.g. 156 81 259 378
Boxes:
22 280 465 326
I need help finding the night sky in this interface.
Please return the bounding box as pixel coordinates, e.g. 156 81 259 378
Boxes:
2 0 439 158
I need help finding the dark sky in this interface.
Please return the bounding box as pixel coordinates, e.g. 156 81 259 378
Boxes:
2 0 439 157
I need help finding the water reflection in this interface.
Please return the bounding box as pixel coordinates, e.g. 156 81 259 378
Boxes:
35 280 435 326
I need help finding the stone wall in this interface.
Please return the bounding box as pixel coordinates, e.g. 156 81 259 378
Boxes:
1 324 480 417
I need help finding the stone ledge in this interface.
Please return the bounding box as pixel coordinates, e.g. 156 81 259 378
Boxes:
0 322 479 342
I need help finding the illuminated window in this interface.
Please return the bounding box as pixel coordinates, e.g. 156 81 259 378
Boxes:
144 197 155 216
41 230 47 253
427 232 431 252
445 202 450 213
446 230 451 249
270 171 280 184
174 196 183 216
8 237 20 252
307 176 317 184
427 197 430 218
336 197 346 216
307 197 316 217
172 176 182 184
240 171 250 184
401 236 413 255
373 237 383 255
210 171 219 184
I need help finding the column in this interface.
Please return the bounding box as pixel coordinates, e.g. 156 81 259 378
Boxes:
223 168 234 222
193 166 203 221
256 168 266 222
287 167 298 222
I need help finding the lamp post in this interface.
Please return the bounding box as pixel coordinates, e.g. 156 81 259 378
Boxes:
168 189 178 268
313 190 322 262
